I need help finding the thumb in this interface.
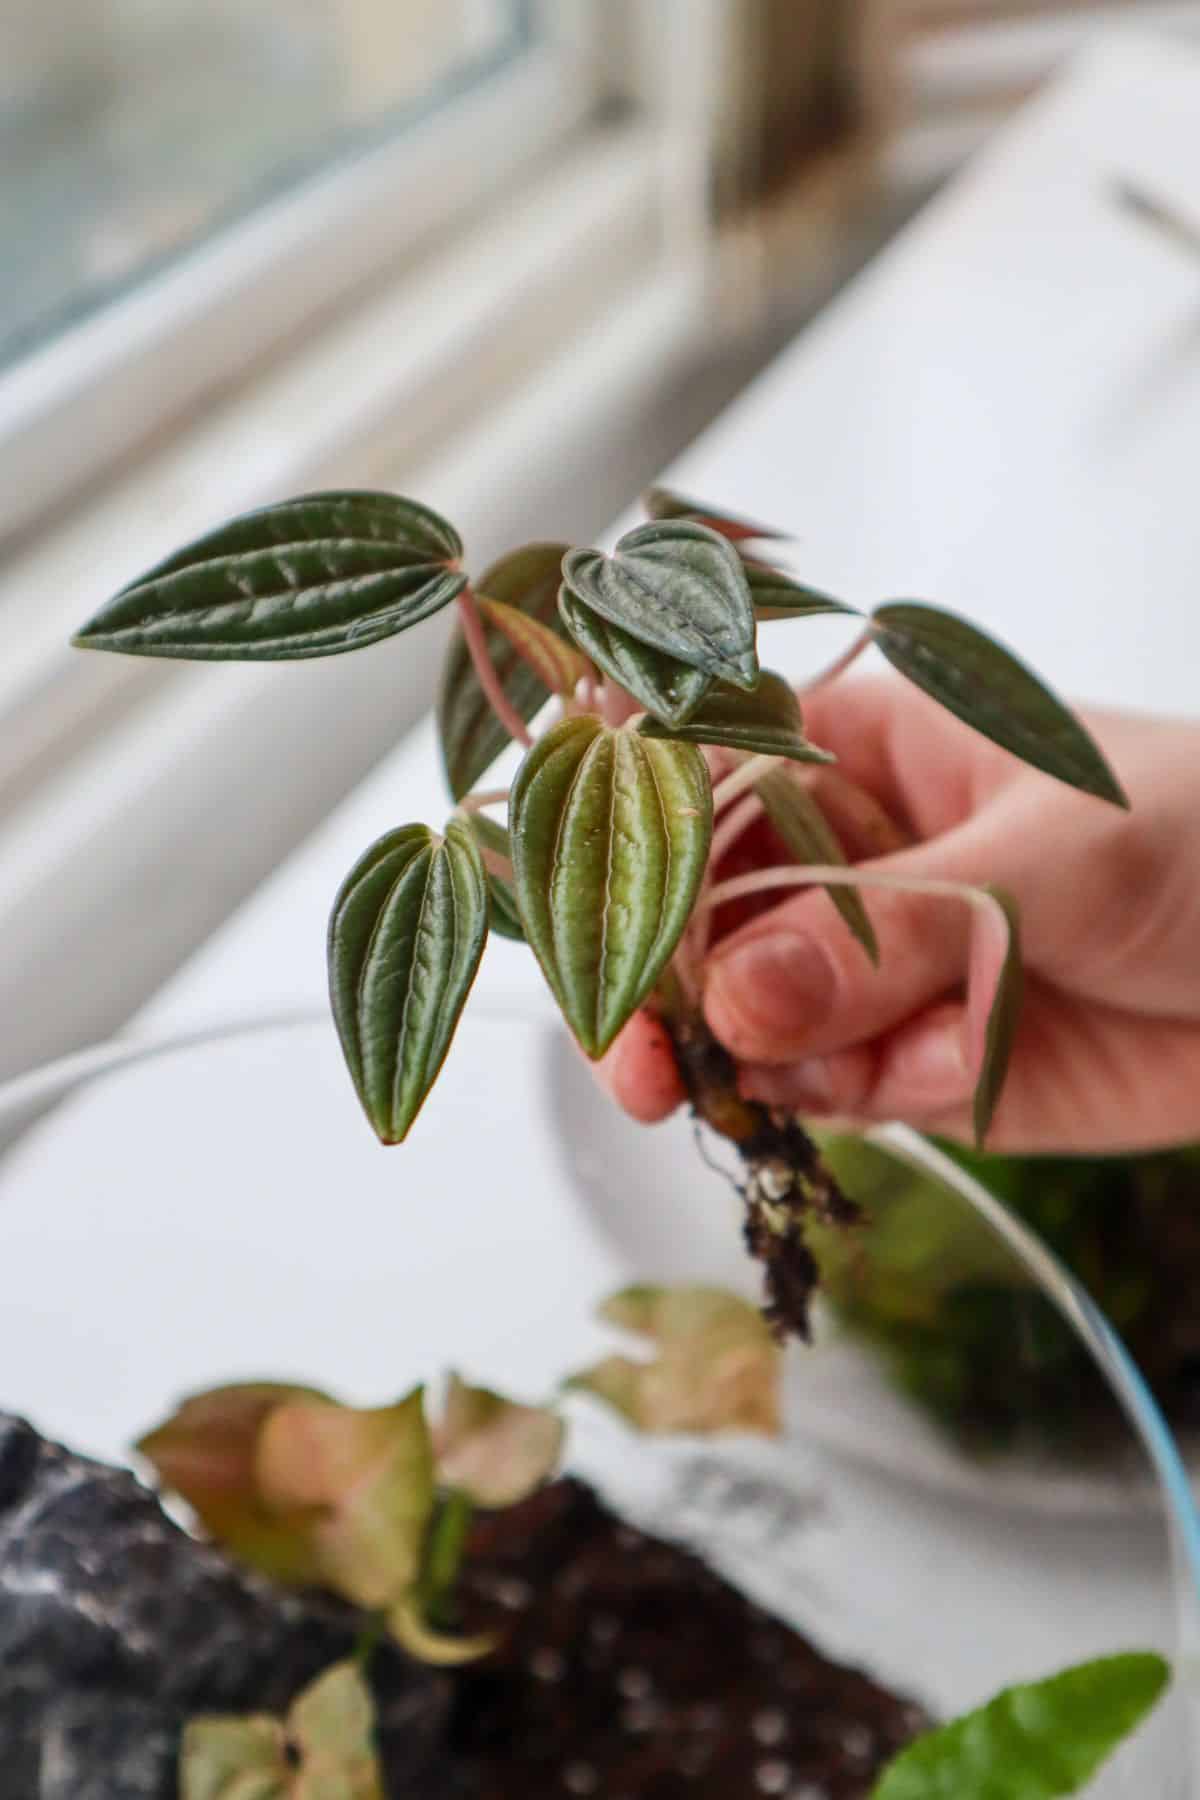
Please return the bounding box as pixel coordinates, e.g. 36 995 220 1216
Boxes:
702 848 974 1067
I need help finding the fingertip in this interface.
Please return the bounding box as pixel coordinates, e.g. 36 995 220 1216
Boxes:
598 1011 687 1124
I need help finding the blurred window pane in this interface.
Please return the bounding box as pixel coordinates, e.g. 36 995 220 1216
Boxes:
0 0 531 373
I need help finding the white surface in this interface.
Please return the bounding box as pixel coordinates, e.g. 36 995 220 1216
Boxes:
139 31 1200 1038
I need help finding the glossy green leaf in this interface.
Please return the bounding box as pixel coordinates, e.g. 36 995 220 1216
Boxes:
642 485 787 541
74 491 464 661
181 1661 386 1800
872 1652 1169 1799
477 595 589 697
639 670 833 765
438 542 571 800
328 820 488 1143
870 603 1129 807
755 766 878 962
557 584 711 726
568 1285 782 1437
433 1373 563 1507
972 884 1023 1147
561 521 759 689
466 812 524 942
510 718 713 1056
744 556 861 621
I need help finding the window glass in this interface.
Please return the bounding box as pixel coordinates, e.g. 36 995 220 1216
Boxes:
0 0 531 372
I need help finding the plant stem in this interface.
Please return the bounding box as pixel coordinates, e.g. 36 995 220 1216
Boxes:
353 1612 387 1671
457 589 534 748
458 788 510 814
419 1489 475 1629
709 792 765 873
710 754 779 813
796 627 871 697
697 863 1005 920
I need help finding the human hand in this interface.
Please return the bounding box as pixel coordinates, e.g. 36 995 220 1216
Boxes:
600 677 1200 1154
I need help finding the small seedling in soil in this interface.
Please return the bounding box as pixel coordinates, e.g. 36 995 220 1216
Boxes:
74 486 1127 1340
141 1286 1167 1797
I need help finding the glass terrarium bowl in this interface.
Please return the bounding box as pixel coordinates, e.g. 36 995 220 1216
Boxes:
1 1007 1198 1795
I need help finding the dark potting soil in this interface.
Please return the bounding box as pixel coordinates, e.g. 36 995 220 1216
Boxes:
441 1478 927 1799
0 1413 925 1798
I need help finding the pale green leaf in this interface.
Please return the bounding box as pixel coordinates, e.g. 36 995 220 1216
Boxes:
327 819 488 1143
755 765 878 962
557 583 711 726
437 542 571 799
477 595 589 698
74 492 464 661
639 669 833 764
568 1284 781 1437
872 1652 1169 1799
510 719 713 1056
871 603 1128 807
287 1662 386 1800
561 521 758 689
433 1373 563 1508
255 1389 434 1610
642 486 787 542
136 1382 331 1585
180 1717 287 1800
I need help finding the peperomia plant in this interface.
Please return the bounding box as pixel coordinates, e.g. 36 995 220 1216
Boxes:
73 485 1127 1343
146 1283 1168 1796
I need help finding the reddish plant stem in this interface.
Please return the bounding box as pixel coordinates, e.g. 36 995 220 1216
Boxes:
796 627 871 697
457 589 534 748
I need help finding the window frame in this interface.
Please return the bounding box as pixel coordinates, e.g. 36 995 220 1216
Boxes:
0 6 602 552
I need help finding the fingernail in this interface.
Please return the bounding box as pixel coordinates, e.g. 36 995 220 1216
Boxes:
706 931 836 1059
741 1058 833 1111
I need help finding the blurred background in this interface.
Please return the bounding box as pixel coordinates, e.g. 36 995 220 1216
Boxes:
2 0 1200 1078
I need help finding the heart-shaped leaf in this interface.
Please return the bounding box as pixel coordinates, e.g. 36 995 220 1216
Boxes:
561 521 759 689
433 1373 563 1508
642 486 787 542
255 1389 434 1610
568 1285 781 1437
755 766 878 962
744 556 861 621
182 1661 386 1800
870 603 1128 807
438 542 571 800
639 670 833 765
74 492 465 661
557 584 711 726
476 595 589 698
136 1383 333 1584
871 1652 1169 1799
465 813 523 942
510 718 713 1056
328 819 488 1143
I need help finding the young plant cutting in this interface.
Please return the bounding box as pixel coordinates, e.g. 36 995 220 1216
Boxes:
64 487 1171 1793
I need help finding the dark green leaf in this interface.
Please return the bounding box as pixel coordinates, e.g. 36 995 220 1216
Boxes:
639 670 833 765
510 718 713 1056
642 486 787 541
437 543 571 800
755 766 878 962
327 820 488 1143
870 603 1129 807
558 583 711 726
973 884 1022 1147
477 595 589 697
73 491 465 661
871 1652 1169 1799
561 521 758 689
744 556 861 621
466 813 524 942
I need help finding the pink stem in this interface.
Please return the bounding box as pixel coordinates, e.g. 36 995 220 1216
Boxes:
457 589 534 747
796 627 871 697
710 755 778 813
709 793 765 874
